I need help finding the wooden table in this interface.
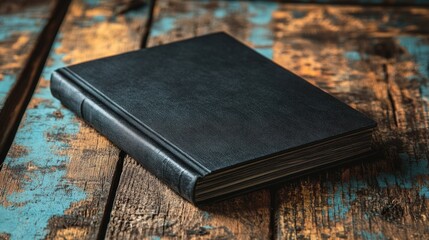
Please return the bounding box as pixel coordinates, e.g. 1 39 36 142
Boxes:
1 0 429 239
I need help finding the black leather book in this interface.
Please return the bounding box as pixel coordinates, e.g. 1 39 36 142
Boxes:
51 32 376 204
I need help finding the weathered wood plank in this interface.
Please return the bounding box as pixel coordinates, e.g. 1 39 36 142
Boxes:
0 0 148 239
0 0 70 171
108 156 271 239
0 2 56 237
279 0 429 6
270 4 429 239
106 1 278 239
0 0 54 109
107 2 429 239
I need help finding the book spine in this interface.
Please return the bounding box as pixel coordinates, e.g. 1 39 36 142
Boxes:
50 69 200 203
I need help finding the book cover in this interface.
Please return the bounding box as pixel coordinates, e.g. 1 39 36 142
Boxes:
51 32 376 204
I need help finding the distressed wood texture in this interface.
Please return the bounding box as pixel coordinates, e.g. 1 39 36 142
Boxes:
2 0 429 239
107 1 429 239
108 156 271 239
0 0 54 109
272 4 429 240
106 1 276 239
284 0 429 6
0 0 148 239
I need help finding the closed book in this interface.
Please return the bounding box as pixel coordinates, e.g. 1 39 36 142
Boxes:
51 32 376 204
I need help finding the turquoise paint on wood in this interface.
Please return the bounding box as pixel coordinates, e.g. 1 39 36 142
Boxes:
0 4 51 108
324 35 429 226
397 36 429 105
0 75 15 108
150 17 175 37
0 32 86 239
213 1 241 18
397 36 429 79
420 186 429 198
0 1 149 238
324 153 429 223
211 2 278 59
344 51 361 61
0 12 46 41
247 2 278 59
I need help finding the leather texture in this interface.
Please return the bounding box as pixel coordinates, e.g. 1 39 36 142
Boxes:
51 71 200 202
51 32 376 204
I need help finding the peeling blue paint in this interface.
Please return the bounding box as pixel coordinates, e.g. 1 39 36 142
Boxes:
325 36 429 224
211 1 272 61
202 211 210 220
202 225 213 230
419 186 429 198
213 2 241 19
150 17 175 37
86 0 100 7
344 51 361 61
247 2 278 59
92 15 106 22
214 8 227 18
397 36 429 104
325 153 429 222
0 0 151 238
249 28 273 47
0 13 45 41
0 31 86 239
398 36 429 79
0 75 15 108
326 180 361 222
0 170 85 239
0 5 50 110
376 153 429 190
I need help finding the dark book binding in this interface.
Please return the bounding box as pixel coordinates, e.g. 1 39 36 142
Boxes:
51 32 376 204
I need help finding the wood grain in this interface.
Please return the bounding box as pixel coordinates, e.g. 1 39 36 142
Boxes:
282 0 429 6
270 4 429 239
106 1 277 239
107 1 429 239
0 0 70 168
0 0 54 109
0 0 148 239
108 156 271 239
0 2 55 238
2 0 429 239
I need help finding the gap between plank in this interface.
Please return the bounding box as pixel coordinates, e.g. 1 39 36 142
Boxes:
97 150 126 240
140 0 158 49
97 0 158 238
269 187 279 240
0 0 72 167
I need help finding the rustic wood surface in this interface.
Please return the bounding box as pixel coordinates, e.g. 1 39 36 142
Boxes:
0 0 148 239
270 4 429 239
107 156 271 239
1 0 429 239
0 0 54 109
108 1 429 239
